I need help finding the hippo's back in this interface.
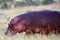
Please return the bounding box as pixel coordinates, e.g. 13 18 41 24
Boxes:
17 10 60 26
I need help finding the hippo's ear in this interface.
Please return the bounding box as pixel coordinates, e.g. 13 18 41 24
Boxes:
8 23 11 26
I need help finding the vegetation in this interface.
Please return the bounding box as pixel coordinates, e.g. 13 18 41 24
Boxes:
0 2 8 9
42 0 54 5
0 0 60 9
15 1 26 6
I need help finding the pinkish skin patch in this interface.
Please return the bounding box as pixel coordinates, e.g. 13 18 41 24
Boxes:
14 22 25 32
34 28 47 34
11 17 19 23
34 28 40 33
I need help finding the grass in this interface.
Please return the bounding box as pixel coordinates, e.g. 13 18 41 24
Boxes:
0 4 60 40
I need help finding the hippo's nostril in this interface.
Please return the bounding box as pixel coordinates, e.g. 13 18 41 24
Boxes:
5 32 7 35
5 31 9 35
5 31 12 36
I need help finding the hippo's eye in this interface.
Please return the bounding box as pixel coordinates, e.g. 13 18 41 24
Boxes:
9 24 14 29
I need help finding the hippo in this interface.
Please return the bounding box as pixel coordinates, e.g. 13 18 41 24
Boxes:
5 10 60 36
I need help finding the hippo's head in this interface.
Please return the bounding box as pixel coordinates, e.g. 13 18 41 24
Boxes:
5 17 26 36
5 23 17 36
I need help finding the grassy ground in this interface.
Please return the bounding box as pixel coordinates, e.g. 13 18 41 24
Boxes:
0 4 60 40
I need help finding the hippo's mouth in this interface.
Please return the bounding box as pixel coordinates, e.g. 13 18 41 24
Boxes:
5 31 17 36
5 28 17 36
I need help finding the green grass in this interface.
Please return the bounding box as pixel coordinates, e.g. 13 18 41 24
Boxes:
0 5 60 40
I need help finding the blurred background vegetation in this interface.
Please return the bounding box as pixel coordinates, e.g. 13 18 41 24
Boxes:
0 0 60 9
